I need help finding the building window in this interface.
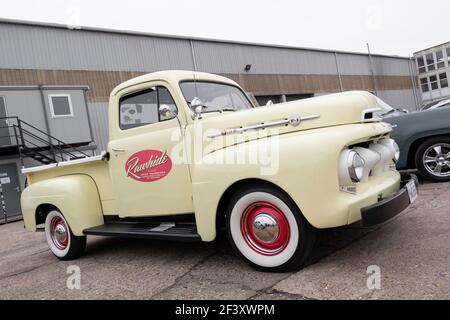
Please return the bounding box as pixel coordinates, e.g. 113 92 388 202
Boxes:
436 50 445 69
439 73 448 88
447 47 450 67
417 56 426 74
48 94 74 118
420 78 429 92
429 75 439 90
119 86 177 130
426 53 435 71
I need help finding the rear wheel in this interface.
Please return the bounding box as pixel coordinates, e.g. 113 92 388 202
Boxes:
415 137 450 182
226 185 316 272
45 210 86 260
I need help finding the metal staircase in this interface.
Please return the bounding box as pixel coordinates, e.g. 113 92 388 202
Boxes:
0 116 92 166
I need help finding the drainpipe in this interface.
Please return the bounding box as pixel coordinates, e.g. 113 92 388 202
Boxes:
366 43 378 96
190 40 198 71
408 54 420 110
334 52 343 92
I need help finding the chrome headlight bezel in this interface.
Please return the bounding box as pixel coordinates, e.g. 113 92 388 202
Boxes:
393 141 400 163
348 150 365 182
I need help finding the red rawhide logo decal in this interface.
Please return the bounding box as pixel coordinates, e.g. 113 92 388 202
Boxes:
125 150 172 182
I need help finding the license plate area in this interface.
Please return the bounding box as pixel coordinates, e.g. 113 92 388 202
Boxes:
405 180 417 203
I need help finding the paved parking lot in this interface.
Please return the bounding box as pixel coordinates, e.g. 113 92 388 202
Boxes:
0 178 449 299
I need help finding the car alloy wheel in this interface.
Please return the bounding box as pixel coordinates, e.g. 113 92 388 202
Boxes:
422 143 450 178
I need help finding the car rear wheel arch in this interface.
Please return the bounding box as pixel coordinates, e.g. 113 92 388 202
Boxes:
36 203 59 225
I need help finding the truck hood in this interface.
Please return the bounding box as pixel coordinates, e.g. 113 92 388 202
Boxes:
199 91 384 141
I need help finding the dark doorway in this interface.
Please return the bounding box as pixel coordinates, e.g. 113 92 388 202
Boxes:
0 163 22 223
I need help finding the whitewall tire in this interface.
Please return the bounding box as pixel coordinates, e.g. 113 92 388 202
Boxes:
45 210 86 260
226 185 316 272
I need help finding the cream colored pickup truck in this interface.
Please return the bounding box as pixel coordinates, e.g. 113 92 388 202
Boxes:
21 71 417 271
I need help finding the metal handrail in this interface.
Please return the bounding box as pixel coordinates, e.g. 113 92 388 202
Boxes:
0 116 91 164
0 116 90 156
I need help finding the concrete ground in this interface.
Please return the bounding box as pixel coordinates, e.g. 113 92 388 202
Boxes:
0 179 449 300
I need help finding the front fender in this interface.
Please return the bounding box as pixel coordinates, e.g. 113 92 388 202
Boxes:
191 122 394 241
21 174 104 236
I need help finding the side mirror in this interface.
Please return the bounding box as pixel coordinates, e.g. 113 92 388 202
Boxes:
265 100 274 106
159 104 175 119
190 97 205 119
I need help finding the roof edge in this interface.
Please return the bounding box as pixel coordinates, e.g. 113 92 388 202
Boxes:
0 17 411 60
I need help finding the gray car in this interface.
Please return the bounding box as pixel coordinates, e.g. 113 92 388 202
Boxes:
381 103 450 182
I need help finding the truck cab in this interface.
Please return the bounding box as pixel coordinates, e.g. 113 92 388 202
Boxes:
20 71 417 271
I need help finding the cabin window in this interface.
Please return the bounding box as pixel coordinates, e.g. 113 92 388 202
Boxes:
420 78 429 93
425 53 435 72
119 86 177 130
439 73 448 88
49 94 74 118
416 56 426 74
436 50 445 69
429 75 439 90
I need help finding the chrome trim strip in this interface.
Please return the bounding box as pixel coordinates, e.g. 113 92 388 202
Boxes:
21 151 108 174
206 114 320 138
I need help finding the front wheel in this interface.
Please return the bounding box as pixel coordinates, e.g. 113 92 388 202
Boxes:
45 210 86 260
226 185 316 272
415 137 450 182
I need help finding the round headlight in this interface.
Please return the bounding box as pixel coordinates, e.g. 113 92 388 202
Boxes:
393 141 400 163
348 150 365 182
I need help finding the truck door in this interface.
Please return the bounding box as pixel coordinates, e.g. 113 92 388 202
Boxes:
108 85 194 217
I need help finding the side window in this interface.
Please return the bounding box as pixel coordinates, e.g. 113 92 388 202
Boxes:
119 86 177 130
158 87 178 122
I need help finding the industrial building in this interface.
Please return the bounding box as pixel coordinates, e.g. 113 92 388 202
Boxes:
413 41 450 106
0 18 420 222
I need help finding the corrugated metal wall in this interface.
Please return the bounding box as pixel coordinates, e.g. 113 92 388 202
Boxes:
0 21 412 76
0 23 194 71
87 102 109 152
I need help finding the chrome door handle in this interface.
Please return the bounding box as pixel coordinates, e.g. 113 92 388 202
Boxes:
112 148 126 153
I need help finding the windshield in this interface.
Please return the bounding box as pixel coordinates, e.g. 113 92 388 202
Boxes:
180 81 254 113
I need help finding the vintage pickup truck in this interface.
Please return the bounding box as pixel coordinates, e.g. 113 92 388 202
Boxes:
21 71 417 271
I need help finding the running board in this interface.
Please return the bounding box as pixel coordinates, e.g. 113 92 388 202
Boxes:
83 221 201 242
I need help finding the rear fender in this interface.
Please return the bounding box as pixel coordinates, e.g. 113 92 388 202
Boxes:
21 175 104 236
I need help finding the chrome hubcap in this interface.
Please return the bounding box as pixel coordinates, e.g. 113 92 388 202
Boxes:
423 143 450 177
252 213 280 243
240 201 290 256
50 217 68 250
54 224 67 243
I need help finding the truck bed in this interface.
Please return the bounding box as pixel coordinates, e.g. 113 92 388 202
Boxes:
22 152 116 214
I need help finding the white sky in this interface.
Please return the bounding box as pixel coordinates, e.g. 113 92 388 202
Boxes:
1 0 448 56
